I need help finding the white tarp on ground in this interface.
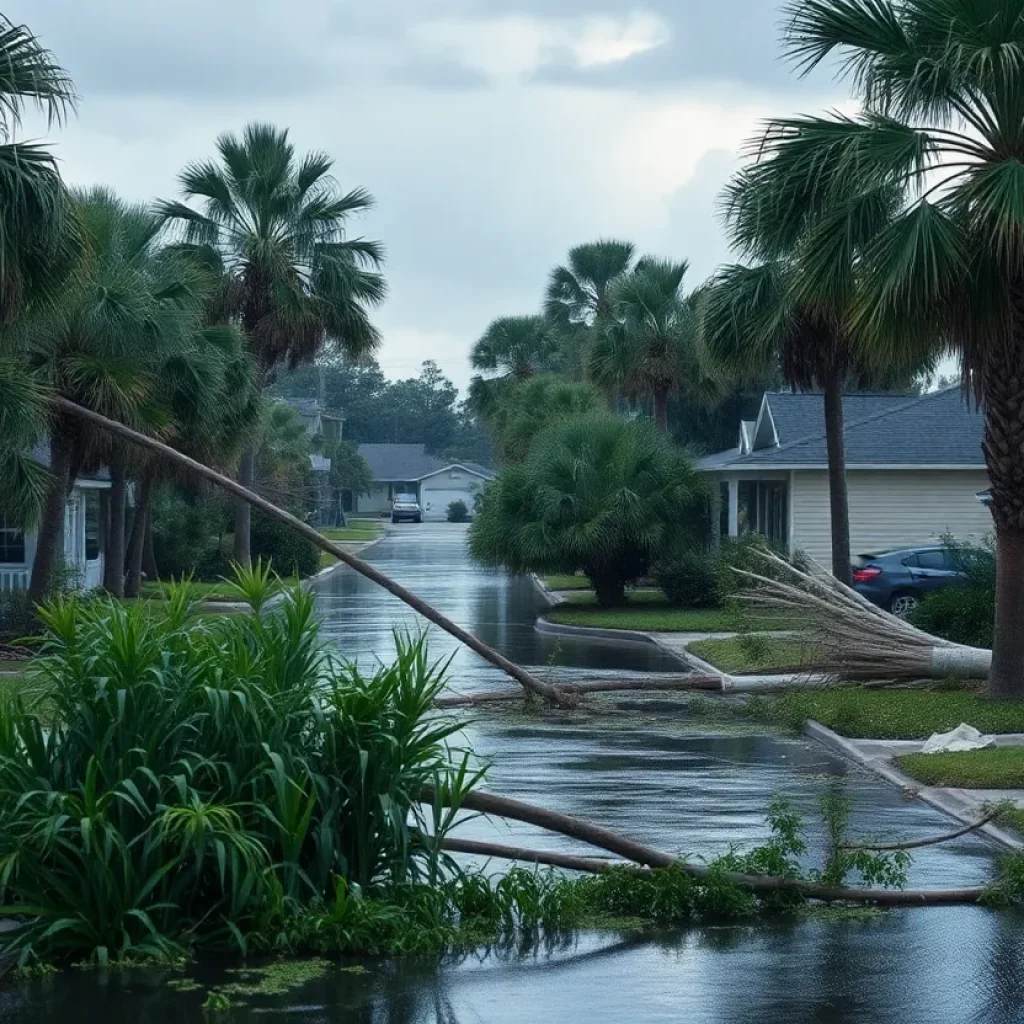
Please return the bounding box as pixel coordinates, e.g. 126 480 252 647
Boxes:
921 723 995 754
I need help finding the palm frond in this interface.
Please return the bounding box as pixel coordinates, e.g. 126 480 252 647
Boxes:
0 16 76 130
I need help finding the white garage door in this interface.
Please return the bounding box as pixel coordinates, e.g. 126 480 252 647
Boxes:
421 488 474 521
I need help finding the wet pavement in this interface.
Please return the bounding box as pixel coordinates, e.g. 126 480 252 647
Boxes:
4 523 1023 1023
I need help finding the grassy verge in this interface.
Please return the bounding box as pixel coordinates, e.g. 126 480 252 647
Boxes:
896 748 1024 789
747 686 1024 739
320 523 385 543
540 574 595 591
544 591 745 633
141 578 301 602
687 636 820 674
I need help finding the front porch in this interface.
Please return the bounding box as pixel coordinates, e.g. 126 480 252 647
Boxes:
714 472 791 552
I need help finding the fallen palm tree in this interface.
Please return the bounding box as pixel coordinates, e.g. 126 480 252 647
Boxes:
734 550 992 682
426 787 995 906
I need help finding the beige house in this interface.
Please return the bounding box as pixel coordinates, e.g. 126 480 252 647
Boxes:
698 388 992 570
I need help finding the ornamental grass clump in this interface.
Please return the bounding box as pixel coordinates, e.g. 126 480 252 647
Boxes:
0 563 479 965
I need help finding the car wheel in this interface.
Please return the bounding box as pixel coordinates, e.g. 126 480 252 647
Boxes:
415 515 422 524
889 592 919 619
391 515 398 524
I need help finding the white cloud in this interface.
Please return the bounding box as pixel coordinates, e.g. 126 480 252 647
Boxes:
410 9 671 81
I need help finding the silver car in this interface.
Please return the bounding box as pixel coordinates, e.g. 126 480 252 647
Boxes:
391 493 422 524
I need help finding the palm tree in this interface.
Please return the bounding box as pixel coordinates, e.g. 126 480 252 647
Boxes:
9 189 208 601
544 239 636 381
158 123 386 565
590 259 721 433
468 315 557 418
746 0 1024 696
0 15 77 323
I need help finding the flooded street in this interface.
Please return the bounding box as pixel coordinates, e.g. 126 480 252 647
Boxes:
4 522 1023 1023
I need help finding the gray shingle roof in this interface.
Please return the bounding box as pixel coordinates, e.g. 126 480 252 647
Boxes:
698 388 984 470
358 444 496 482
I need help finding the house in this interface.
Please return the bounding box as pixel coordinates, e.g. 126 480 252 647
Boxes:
355 444 495 521
279 397 345 442
278 397 346 525
698 388 992 570
0 444 110 592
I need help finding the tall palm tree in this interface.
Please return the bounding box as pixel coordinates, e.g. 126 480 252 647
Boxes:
749 0 1024 696
9 189 207 601
704 156 902 585
467 315 557 419
158 123 386 565
544 239 636 382
0 15 77 322
590 259 721 433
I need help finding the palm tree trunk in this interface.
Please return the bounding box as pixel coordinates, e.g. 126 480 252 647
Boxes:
124 470 154 598
142 510 158 582
233 446 254 567
822 369 852 586
28 432 73 603
982 362 1024 699
652 387 669 433
102 457 127 596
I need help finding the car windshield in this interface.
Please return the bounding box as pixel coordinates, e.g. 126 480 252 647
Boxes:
395 494 417 503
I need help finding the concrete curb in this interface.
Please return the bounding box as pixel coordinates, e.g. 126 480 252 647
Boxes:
529 574 567 609
533 614 668 648
803 720 1024 851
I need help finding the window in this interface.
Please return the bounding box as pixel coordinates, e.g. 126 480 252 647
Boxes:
914 549 950 570
85 491 100 561
0 519 25 564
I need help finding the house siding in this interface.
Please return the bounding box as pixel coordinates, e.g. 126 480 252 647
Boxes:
790 469 993 568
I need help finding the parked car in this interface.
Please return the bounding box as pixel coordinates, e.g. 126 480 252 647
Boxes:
391 493 422 524
852 544 967 617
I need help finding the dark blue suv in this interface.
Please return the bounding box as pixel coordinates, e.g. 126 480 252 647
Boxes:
852 545 968 617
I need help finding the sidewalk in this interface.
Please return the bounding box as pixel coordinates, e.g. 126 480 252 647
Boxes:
805 720 1024 850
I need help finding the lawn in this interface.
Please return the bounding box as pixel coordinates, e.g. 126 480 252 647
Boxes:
540 573 595 591
747 687 1024 739
320 522 385 543
544 598 743 633
897 748 1024 789
687 636 820 674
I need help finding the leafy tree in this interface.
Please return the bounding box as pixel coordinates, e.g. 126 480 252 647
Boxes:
590 259 721 432
544 239 637 383
158 123 385 566
743 0 1024 694
489 373 598 463
5 189 212 601
468 315 557 418
319 438 372 523
470 413 703 606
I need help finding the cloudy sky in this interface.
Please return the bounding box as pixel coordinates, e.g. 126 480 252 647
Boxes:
14 1 848 391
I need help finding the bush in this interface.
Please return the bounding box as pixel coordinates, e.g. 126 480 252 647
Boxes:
470 413 705 607
715 534 798 600
656 550 720 608
151 487 229 580
250 510 320 578
909 537 995 647
0 567 476 964
446 500 469 523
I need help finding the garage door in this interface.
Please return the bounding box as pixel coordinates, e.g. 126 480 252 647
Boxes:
421 488 474 521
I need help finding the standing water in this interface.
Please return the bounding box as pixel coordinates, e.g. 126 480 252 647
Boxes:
3 523 1023 1023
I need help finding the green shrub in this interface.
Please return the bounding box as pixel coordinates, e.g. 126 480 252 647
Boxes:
0 568 477 964
470 413 705 607
908 537 995 647
446 500 469 523
151 487 230 580
910 584 994 647
715 534 803 601
250 510 320 578
656 550 720 608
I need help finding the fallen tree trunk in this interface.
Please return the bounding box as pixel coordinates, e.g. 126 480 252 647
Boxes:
433 675 724 707
441 837 632 874
428 787 989 905
54 398 563 704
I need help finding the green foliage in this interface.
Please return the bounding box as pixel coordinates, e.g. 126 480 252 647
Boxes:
544 602 741 633
909 538 995 648
470 413 704 606
747 686 1024 739
897 749 1024 789
688 636 819 674
715 534 789 600
656 549 720 608
446 500 469 524
0 575 477 964
816 790 909 891
150 487 231 580
250 511 320 579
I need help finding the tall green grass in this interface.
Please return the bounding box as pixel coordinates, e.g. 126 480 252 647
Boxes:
0 564 480 965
